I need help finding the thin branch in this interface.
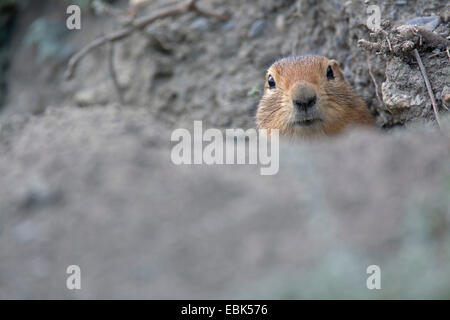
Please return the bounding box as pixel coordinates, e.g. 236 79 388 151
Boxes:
191 3 229 21
413 49 441 129
366 56 380 103
291 36 299 55
428 51 446 59
65 26 133 80
92 0 125 21
107 41 124 104
65 0 229 80
381 30 392 52
367 55 391 114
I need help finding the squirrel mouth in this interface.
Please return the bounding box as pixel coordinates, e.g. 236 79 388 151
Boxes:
294 119 322 127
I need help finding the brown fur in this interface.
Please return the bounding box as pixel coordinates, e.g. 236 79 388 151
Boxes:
256 55 374 139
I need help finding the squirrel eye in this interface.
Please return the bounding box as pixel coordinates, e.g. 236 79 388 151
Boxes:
326 65 334 80
268 75 276 88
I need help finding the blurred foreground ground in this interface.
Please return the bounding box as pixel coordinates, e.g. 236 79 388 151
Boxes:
0 106 449 299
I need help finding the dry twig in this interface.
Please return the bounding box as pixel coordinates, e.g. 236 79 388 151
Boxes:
65 0 229 80
366 54 391 114
359 25 450 57
360 22 449 127
413 49 441 128
107 41 124 104
428 51 446 59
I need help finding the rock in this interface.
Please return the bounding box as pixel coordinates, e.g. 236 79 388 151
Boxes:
405 16 441 31
382 81 425 110
380 56 449 124
248 19 267 38
73 83 111 107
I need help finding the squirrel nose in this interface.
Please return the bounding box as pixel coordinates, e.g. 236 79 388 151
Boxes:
292 84 317 111
293 95 316 111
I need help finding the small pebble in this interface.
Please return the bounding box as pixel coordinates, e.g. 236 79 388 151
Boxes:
333 1 343 10
222 20 235 31
275 15 285 32
191 17 210 33
443 86 450 107
444 94 450 104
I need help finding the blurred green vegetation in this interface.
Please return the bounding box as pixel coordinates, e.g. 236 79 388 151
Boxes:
0 0 100 109
0 0 26 109
23 0 96 62
24 17 71 62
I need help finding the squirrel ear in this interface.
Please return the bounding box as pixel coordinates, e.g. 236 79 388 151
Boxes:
329 59 340 68
329 59 344 78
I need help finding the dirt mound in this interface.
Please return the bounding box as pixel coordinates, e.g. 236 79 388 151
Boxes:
2 0 449 128
1 106 450 298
